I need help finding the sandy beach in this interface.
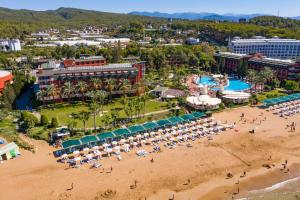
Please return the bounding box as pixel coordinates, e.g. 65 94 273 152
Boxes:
1 105 300 200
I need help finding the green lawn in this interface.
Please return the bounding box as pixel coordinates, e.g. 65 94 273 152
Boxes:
0 117 33 150
257 89 287 102
39 99 169 129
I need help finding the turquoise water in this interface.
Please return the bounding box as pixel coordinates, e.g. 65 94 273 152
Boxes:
197 76 251 91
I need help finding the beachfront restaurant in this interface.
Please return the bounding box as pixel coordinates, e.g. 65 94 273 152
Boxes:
54 112 207 157
0 142 20 161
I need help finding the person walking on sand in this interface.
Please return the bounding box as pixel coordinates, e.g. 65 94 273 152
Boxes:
134 180 138 187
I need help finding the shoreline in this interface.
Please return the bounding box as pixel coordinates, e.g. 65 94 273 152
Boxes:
200 162 300 200
0 106 299 200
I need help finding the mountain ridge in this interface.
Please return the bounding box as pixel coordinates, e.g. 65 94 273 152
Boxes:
129 11 300 22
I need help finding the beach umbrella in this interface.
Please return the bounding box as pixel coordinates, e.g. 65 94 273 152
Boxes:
86 154 93 159
94 151 102 156
112 141 118 146
177 136 183 140
83 147 90 152
136 134 142 139
102 143 109 148
133 142 138 146
143 133 149 137
128 136 134 141
158 129 163 132
61 154 68 159
119 139 126 144
150 132 156 136
169 137 175 141
141 139 146 144
123 144 130 148
92 146 99 150
74 156 81 162
106 148 113 154
155 135 161 140
166 128 170 132
114 146 121 151
73 150 80 155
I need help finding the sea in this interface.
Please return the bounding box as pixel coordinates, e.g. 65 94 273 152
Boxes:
238 177 300 200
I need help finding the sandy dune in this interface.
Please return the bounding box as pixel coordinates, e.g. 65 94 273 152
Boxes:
1 106 300 200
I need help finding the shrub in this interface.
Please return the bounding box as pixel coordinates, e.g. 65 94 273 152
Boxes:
51 117 59 128
284 80 299 91
40 114 49 126
21 111 39 131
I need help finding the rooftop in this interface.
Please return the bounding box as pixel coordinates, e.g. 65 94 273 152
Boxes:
38 63 137 76
0 70 11 78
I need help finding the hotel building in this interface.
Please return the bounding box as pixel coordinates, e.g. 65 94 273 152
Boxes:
36 56 145 101
229 37 300 59
214 52 300 81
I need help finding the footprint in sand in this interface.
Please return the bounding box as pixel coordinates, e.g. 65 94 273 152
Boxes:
94 189 117 200
58 192 71 200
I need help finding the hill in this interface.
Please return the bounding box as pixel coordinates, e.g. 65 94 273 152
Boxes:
0 7 162 25
129 11 264 22
249 16 300 29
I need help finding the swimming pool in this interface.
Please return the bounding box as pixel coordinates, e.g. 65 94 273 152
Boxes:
197 76 251 91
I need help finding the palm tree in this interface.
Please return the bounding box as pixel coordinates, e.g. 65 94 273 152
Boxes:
174 65 187 87
46 84 56 104
119 78 132 95
105 79 116 102
96 90 108 114
91 78 102 91
246 70 257 93
89 102 100 131
101 114 111 129
259 67 274 93
37 89 47 105
76 81 87 101
73 111 90 134
62 81 74 103
135 80 146 96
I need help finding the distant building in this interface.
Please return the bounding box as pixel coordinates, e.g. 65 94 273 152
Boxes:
0 70 13 93
186 37 200 45
214 52 300 81
238 18 247 23
63 56 106 68
229 36 300 59
0 39 21 52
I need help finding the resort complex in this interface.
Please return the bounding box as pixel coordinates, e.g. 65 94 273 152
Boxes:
1 3 300 200
229 36 300 59
214 52 300 81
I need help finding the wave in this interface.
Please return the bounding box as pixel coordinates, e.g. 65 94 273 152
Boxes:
251 176 300 193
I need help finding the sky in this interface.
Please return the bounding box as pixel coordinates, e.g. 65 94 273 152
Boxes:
0 0 299 17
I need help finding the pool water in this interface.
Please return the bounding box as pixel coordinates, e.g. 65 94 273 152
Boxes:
197 76 251 91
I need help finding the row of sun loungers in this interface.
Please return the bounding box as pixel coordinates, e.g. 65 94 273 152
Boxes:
267 100 300 117
58 117 235 167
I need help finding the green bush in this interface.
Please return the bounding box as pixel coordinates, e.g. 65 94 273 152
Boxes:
40 114 49 126
284 80 299 91
21 111 39 131
51 117 59 128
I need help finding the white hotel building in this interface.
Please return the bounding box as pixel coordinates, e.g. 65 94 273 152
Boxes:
229 36 300 60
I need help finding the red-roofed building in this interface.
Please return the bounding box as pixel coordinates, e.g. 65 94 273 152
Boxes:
0 70 13 93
